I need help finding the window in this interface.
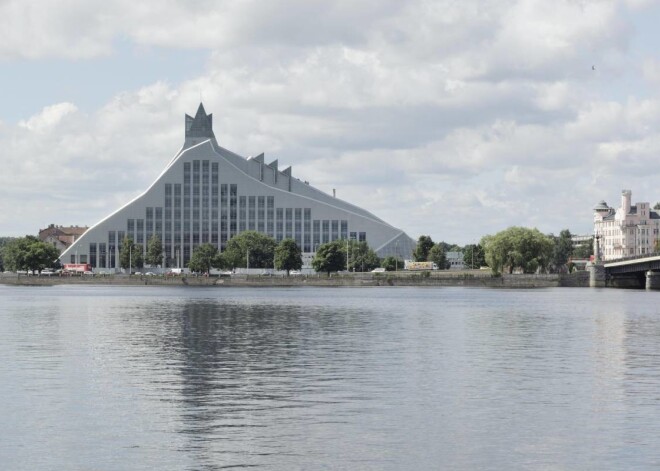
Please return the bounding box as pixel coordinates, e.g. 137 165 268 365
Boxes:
89 243 97 268
313 220 320 248
322 220 330 243
286 208 293 238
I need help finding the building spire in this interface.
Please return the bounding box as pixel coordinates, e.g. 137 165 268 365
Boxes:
185 103 215 140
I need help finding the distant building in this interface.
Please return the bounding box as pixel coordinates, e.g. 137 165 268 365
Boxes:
39 224 88 254
446 251 464 270
60 103 415 271
593 190 660 261
571 234 592 246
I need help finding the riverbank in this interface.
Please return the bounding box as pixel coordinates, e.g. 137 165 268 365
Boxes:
0 270 590 288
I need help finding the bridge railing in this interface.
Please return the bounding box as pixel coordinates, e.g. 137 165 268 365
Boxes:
604 251 660 264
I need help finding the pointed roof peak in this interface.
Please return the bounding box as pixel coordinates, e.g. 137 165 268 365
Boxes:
185 103 215 141
195 102 207 117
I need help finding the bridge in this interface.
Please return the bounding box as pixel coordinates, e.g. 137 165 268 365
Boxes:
602 255 660 289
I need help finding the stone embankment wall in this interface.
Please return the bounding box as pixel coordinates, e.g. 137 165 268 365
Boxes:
557 271 590 288
0 270 589 288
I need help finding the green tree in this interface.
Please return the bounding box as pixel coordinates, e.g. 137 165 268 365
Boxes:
274 238 303 275
381 256 403 271
550 229 573 273
347 240 380 272
145 234 163 267
223 231 277 269
428 244 448 269
119 237 144 271
462 244 486 269
573 237 594 259
435 241 460 253
188 243 219 274
312 240 346 275
413 235 435 262
482 226 554 275
0 237 17 272
2 236 60 273
654 202 660 210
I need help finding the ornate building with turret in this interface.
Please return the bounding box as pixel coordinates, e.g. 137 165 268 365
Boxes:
60 104 415 271
593 190 660 261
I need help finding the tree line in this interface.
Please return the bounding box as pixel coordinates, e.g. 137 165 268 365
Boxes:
409 227 593 275
1 226 594 276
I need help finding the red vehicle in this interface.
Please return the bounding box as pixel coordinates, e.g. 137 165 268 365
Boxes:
63 263 92 273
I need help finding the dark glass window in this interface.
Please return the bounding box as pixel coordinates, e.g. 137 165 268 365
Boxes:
89 243 97 268
239 197 247 217
248 196 256 230
202 160 209 184
322 220 330 243
304 233 311 253
137 219 144 243
313 220 321 247
295 208 302 233
285 208 293 238
99 243 106 269
211 162 219 184
276 208 284 241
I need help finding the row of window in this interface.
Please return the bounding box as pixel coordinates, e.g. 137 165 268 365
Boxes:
78 229 368 269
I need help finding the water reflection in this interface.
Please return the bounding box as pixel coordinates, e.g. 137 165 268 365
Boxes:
2 286 660 469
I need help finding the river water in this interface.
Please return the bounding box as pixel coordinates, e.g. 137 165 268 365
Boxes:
1 285 660 470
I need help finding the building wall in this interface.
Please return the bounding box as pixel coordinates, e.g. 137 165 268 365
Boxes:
594 190 659 261
60 106 415 271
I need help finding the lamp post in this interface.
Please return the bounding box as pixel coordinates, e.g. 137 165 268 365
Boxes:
129 244 132 275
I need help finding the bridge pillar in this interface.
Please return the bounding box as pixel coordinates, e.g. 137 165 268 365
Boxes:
646 270 660 290
587 262 606 288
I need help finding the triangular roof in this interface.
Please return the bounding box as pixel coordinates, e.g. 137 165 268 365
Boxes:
185 103 215 140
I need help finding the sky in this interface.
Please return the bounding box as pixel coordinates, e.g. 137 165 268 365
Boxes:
1 0 660 245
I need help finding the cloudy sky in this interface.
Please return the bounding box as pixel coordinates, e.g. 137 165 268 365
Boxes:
1 0 659 244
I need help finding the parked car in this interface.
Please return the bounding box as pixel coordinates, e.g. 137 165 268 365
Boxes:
83 271 94 276
289 270 302 276
145 272 156 276
371 267 386 273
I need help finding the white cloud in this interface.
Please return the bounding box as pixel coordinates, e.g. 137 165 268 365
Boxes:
1 0 659 244
18 102 78 132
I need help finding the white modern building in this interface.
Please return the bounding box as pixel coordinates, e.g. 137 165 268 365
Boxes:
593 189 660 261
60 104 415 271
